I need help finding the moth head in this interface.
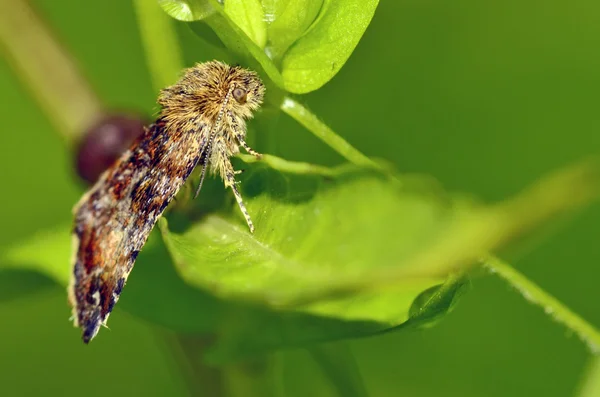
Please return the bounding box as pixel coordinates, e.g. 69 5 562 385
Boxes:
157 62 265 123
229 68 265 115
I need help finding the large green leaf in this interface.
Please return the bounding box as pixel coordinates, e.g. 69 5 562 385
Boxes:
158 157 600 355
158 0 379 93
161 166 452 314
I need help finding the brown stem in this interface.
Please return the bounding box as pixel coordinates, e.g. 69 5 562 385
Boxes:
0 0 104 145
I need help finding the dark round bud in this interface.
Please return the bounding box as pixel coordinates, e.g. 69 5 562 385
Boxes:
75 114 146 185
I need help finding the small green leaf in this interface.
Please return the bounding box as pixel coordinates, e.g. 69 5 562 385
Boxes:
224 0 267 49
406 273 470 328
158 0 216 22
262 0 324 60
280 0 379 93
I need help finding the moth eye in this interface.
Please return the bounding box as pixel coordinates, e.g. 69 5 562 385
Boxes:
232 87 247 104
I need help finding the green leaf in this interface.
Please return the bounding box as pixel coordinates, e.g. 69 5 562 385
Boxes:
224 0 267 49
279 0 379 93
158 0 216 22
161 166 450 314
159 157 600 356
406 272 470 328
262 0 324 61
160 0 379 93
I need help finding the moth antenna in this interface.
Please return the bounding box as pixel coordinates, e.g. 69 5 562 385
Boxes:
194 139 212 199
193 163 208 199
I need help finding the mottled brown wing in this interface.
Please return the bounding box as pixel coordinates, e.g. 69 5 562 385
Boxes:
69 118 208 342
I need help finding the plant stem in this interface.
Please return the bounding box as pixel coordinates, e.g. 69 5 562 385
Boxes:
133 0 185 93
0 0 103 145
280 97 386 172
576 356 600 397
484 255 600 355
159 333 225 397
221 356 280 397
237 153 345 177
309 342 370 397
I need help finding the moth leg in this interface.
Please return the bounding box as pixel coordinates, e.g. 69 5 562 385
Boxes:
217 143 254 232
238 137 261 158
227 168 254 233
228 111 262 158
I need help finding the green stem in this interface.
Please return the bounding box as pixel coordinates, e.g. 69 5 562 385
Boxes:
309 343 369 397
238 153 346 178
133 0 185 93
0 0 103 144
280 97 386 172
484 255 600 355
221 356 280 397
576 356 600 397
158 333 225 397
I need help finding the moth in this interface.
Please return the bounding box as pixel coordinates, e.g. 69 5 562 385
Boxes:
68 61 265 343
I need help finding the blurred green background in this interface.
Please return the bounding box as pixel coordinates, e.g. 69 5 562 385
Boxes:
1 0 599 395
